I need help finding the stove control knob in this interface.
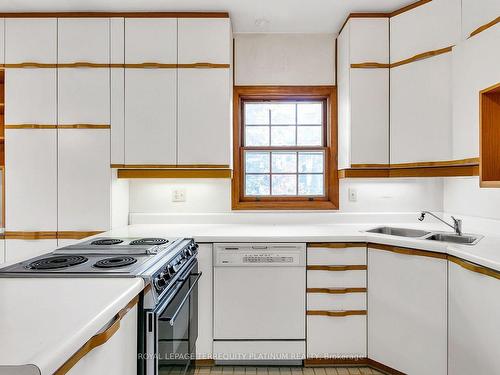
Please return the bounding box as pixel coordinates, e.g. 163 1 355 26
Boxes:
154 278 167 290
185 248 193 257
166 264 175 275
160 271 170 281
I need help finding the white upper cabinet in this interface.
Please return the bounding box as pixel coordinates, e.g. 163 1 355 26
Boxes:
0 19 4 63
337 24 351 170
178 18 231 64
461 0 500 39
125 18 177 63
110 18 125 64
390 0 461 62
110 18 125 164
177 68 231 165
349 18 389 63
391 53 452 164
5 69 57 124
57 18 110 63
5 18 57 63
124 69 177 164
5 129 58 231
58 129 111 231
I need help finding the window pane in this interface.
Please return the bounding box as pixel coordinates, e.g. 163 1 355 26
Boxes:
245 103 269 125
245 152 270 173
298 152 324 173
271 126 296 146
272 175 297 196
298 174 324 195
245 126 269 146
272 152 297 173
246 174 270 196
297 126 323 146
270 103 295 125
297 103 323 124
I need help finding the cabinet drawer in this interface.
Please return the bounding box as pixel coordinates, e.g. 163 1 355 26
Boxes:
307 269 366 288
307 314 367 358
307 244 366 265
307 291 366 310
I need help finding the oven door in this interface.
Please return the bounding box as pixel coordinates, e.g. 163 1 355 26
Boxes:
146 260 201 375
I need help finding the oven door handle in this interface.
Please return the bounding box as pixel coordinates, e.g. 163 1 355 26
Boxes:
159 272 202 326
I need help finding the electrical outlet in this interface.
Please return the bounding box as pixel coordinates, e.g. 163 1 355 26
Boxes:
172 189 186 202
348 188 357 202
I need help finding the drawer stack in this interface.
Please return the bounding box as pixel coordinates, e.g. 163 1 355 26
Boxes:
306 243 367 361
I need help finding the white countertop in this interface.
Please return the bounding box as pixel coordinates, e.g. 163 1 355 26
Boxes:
0 277 144 375
103 222 500 271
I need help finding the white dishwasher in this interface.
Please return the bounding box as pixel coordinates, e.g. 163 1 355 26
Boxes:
213 243 306 364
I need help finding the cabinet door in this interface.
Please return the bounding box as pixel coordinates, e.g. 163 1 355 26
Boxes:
124 69 177 164
350 68 389 165
58 129 111 231
125 18 177 63
461 0 500 39
58 18 109 63
5 239 58 263
349 18 389 63
368 247 447 375
5 129 57 231
5 18 57 63
110 18 125 164
58 68 110 125
5 69 57 125
178 18 231 64
448 261 500 375
0 240 4 264
390 53 452 164
177 69 230 165
337 24 351 170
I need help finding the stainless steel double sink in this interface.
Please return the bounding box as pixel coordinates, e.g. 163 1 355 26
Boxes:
366 226 483 245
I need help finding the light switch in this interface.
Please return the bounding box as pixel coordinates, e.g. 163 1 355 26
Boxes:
172 189 186 202
348 188 357 202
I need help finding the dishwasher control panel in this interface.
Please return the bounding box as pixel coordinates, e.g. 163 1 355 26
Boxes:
214 243 306 266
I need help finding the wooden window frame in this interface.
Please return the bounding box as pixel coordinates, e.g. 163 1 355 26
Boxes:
232 86 339 210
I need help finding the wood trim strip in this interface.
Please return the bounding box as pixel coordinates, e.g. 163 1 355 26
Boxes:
389 0 433 17
124 63 177 69
307 287 367 294
308 242 366 248
0 12 230 18
4 63 57 68
390 157 479 168
350 62 391 69
57 231 104 240
54 295 139 375
111 164 230 169
57 62 110 68
117 168 232 179
5 231 58 240
369 243 447 260
350 163 391 169
5 124 57 129
307 265 367 271
391 46 453 68
339 164 480 178
177 63 230 69
307 310 367 317
338 168 390 178
449 256 500 281
304 358 369 367
469 16 500 39
194 359 216 367
57 124 111 129
479 82 500 188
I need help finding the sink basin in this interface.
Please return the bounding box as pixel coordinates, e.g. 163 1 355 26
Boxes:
366 226 430 238
425 233 483 245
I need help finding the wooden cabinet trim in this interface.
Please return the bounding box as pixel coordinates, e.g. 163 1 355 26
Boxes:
4 63 58 68
57 63 110 68
469 16 500 39
308 242 366 248
307 287 367 294
479 82 500 188
306 309 367 317
177 63 230 69
57 231 104 240
390 158 479 169
307 265 367 271
111 164 230 169
350 63 391 69
0 12 229 18
5 124 58 129
369 243 447 260
5 231 58 240
339 163 480 179
3 63 229 69
389 0 432 17
391 46 453 68
57 124 111 129
54 295 139 375
449 256 500 281
117 168 232 179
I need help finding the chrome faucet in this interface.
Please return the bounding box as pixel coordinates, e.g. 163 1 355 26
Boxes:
419 211 463 236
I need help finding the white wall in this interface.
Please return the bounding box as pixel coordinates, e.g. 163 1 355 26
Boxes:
234 33 335 85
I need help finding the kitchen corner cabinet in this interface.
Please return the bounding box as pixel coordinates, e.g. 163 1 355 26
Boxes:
177 68 231 165
337 18 389 169
368 246 447 375
58 129 111 231
448 260 500 375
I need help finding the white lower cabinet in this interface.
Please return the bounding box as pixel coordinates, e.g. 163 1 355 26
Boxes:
0 240 5 264
368 246 447 375
67 305 137 375
5 239 58 263
448 260 500 375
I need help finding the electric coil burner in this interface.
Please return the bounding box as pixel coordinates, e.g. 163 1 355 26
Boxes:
129 238 168 246
27 255 88 270
94 256 138 269
91 238 124 246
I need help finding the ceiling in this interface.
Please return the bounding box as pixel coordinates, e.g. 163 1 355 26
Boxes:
1 0 416 34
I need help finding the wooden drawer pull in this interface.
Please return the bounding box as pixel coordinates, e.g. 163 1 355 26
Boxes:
307 265 367 271
54 295 138 375
5 62 57 68
307 310 367 317
307 287 367 294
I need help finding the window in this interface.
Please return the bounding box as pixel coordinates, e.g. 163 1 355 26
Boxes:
232 86 338 210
